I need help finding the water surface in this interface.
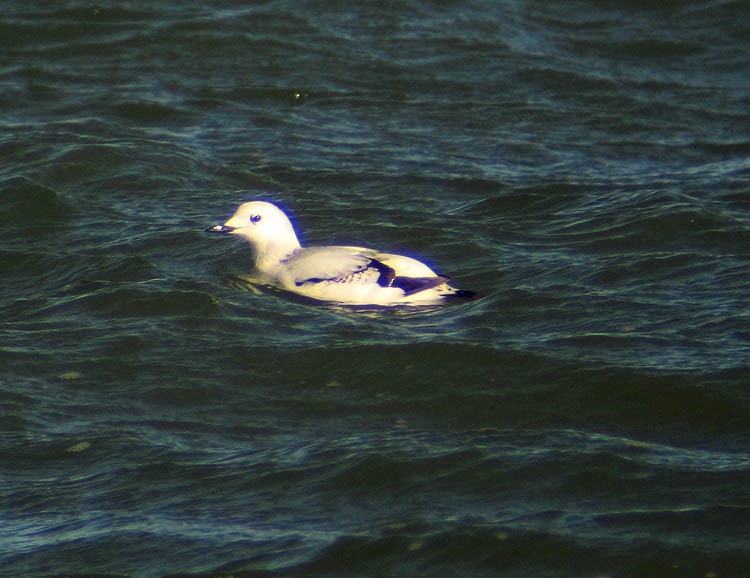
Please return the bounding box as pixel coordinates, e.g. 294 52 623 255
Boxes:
2 1 749 576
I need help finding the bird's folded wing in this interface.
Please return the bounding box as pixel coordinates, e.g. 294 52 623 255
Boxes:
390 275 450 296
282 247 382 285
281 247 447 298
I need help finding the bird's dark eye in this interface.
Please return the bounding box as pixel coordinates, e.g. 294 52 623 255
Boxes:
250 214 262 223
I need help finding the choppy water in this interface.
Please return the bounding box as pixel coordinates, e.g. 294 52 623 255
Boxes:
2 1 750 576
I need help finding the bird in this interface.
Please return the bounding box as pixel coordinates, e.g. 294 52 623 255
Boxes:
207 200 478 305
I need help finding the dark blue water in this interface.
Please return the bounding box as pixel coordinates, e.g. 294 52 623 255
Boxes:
2 1 750 576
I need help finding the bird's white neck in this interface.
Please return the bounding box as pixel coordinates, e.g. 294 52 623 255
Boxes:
252 238 301 273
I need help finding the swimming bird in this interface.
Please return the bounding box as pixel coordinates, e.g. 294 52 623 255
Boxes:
207 201 478 305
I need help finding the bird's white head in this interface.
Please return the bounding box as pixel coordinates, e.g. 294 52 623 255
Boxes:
207 201 301 269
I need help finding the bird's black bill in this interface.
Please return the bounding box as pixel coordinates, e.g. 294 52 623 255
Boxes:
206 224 235 234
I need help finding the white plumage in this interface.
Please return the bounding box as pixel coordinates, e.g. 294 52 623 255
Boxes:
207 201 477 305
